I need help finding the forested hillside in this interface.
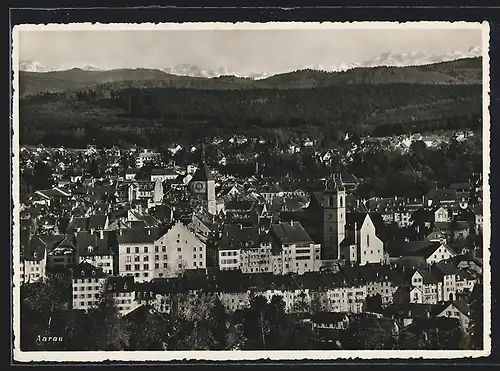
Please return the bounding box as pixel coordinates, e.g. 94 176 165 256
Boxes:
18 57 483 148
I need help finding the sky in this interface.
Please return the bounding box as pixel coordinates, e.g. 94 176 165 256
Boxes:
17 26 483 74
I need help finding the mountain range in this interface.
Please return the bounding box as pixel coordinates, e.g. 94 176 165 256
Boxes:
19 46 481 79
17 56 482 98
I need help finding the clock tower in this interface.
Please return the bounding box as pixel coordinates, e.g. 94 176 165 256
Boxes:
323 173 346 260
189 142 216 215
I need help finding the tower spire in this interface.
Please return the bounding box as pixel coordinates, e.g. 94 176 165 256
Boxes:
200 125 206 163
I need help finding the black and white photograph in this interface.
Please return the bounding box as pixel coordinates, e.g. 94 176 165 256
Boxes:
11 21 491 361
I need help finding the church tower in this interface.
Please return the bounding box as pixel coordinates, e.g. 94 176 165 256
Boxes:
189 138 216 215
323 173 346 260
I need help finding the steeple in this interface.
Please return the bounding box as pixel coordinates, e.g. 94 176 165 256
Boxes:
200 132 206 164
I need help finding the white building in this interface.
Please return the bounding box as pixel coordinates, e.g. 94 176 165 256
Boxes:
72 262 108 312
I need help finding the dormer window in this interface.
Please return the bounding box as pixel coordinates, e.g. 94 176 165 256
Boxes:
87 245 94 253
81 270 85 276
92 270 96 276
33 252 38 259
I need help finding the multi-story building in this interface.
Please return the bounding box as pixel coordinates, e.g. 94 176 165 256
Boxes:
20 235 48 284
153 221 207 277
135 149 160 168
76 230 115 275
71 262 108 312
117 227 161 283
270 221 322 275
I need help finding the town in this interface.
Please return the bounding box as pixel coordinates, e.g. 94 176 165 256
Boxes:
18 129 484 351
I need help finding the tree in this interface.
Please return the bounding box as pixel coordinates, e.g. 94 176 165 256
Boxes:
292 291 311 314
87 287 129 351
31 160 53 191
125 307 170 350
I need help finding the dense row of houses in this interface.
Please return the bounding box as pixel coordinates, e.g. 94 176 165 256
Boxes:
19 144 485 341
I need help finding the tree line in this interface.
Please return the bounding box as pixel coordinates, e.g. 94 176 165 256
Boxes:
20 273 478 351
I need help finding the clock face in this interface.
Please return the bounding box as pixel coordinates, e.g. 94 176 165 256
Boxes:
193 182 205 193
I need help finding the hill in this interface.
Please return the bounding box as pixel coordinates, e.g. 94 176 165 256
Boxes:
19 81 482 149
18 57 482 97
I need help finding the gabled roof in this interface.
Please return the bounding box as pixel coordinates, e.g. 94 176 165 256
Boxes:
270 221 313 245
387 240 441 258
117 227 161 244
72 261 107 279
219 224 260 250
88 214 108 230
76 231 116 256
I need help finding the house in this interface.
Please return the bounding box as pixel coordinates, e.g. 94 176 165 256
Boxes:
20 233 48 284
311 311 351 330
76 231 116 275
153 221 208 277
425 189 458 209
31 187 72 207
259 183 285 203
47 236 76 271
387 241 456 265
434 300 471 330
125 168 141 181
471 205 483 234
71 262 108 312
410 269 440 304
150 168 180 183
117 227 162 283
105 275 140 316
433 220 472 241
135 149 160 168
270 221 322 275
218 224 258 272
393 285 423 304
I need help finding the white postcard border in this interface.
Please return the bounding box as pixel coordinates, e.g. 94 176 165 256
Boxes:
11 20 492 362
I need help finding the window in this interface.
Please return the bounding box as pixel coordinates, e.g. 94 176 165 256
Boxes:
193 254 197 259
134 264 140 271
193 247 197 252
367 234 370 247
143 264 149 270
193 262 197 267
177 247 181 252
135 247 139 253
126 247 130 254
134 256 140 262
163 263 168 268
144 246 148 253
163 254 167 260
340 196 343 208
155 263 159 269
162 246 166 252
200 254 203 260
125 264 131 271
155 246 159 252
176 240 180 243
144 256 149 262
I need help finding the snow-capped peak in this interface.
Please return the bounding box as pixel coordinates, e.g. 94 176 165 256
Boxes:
19 60 53 73
362 46 482 68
